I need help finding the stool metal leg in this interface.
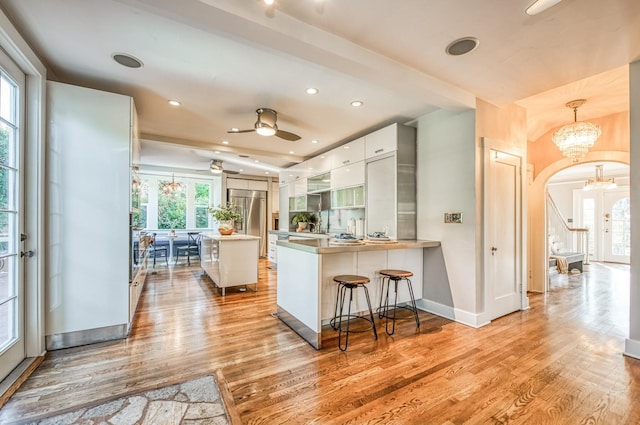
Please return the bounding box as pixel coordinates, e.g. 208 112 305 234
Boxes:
386 278 400 335
331 283 343 330
406 278 420 329
378 276 390 319
362 285 378 341
338 284 354 352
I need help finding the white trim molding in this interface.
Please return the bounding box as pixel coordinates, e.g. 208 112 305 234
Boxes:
416 299 490 328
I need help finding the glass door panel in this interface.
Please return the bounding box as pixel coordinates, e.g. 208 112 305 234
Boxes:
0 51 24 382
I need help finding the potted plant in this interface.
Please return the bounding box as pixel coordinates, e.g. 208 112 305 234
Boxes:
209 203 242 235
292 212 315 232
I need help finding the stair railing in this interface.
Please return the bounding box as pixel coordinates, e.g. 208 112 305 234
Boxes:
547 193 590 265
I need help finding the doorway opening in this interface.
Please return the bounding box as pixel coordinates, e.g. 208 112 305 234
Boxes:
546 162 630 287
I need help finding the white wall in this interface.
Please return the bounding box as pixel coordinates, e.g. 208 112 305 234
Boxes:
626 60 640 359
416 109 478 317
548 183 580 223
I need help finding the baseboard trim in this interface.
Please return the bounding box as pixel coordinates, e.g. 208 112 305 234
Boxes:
46 324 127 351
416 299 490 328
0 356 44 409
276 306 321 349
624 338 640 360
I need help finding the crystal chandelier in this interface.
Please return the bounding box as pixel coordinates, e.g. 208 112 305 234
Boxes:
161 173 182 195
583 165 616 191
551 99 601 163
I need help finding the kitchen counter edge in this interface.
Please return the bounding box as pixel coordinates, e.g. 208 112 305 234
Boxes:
277 239 441 254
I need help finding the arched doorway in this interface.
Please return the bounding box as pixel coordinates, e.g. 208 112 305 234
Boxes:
546 162 630 277
528 152 630 293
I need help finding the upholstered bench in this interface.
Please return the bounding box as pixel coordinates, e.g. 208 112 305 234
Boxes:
549 252 584 273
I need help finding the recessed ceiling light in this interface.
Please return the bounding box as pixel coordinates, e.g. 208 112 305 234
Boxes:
311 140 319 144
222 140 229 145
265 171 270 174
214 151 220 154
254 160 260 163
112 53 143 68
289 151 295 154
446 37 479 56
264 0 274 4
168 100 181 106
230 128 239 132
350 100 363 107
525 0 563 15
306 87 319 95
239 169 244 172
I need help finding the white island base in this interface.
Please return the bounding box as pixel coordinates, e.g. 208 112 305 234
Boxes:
201 233 260 295
277 239 440 349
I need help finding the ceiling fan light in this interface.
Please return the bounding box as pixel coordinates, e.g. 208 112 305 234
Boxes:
255 122 277 136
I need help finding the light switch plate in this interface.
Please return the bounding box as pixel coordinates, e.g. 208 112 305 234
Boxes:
444 212 463 224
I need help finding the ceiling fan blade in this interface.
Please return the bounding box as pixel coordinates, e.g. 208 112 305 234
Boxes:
227 129 255 134
275 129 301 141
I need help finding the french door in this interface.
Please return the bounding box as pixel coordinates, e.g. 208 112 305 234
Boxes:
603 189 630 263
0 48 25 382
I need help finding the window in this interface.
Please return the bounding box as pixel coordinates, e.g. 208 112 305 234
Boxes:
158 178 187 229
194 182 210 228
137 173 220 230
582 198 595 257
611 197 631 256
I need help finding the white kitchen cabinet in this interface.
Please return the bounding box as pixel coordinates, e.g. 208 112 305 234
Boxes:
330 137 364 169
279 183 290 230
306 152 332 175
365 123 401 159
268 232 278 265
330 160 364 190
365 123 416 239
46 81 136 349
227 178 268 191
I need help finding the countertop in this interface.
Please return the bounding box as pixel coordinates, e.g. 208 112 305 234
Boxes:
269 230 331 239
201 233 261 241
277 238 440 254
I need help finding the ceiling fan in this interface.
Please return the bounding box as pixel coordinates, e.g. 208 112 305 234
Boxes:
227 108 301 141
209 159 239 174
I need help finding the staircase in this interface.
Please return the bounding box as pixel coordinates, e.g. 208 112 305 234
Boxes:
547 193 590 265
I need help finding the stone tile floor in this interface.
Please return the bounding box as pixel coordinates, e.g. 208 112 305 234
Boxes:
24 376 230 425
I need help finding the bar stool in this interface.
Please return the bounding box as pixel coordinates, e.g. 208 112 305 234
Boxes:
330 275 378 351
378 269 420 335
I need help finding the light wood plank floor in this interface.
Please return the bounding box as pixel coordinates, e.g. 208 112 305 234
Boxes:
1 261 639 424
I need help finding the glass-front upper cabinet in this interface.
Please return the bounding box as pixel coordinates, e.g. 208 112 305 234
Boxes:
307 172 330 193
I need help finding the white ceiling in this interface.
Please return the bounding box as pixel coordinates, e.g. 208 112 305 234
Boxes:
1 0 638 176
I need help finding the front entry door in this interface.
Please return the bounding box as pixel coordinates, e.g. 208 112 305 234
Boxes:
603 189 630 264
0 49 26 382
484 143 523 320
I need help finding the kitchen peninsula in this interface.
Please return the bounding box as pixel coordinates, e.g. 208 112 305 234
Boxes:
201 233 260 295
276 238 440 348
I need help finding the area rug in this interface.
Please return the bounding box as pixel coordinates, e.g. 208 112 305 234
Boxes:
21 375 234 425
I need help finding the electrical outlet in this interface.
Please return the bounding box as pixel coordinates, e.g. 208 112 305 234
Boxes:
444 212 463 224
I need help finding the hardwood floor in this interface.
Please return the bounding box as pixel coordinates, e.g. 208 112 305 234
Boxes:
1 261 639 424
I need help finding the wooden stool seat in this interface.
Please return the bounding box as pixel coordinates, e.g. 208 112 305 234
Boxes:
333 275 370 285
331 274 377 351
379 269 414 279
378 269 420 335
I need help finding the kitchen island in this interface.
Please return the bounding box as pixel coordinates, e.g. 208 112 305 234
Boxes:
201 233 260 295
276 238 440 348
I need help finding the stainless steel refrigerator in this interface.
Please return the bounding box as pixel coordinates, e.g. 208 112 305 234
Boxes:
227 189 267 257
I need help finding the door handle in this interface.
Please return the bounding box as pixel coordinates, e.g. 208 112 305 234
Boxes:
21 250 35 258
491 246 497 256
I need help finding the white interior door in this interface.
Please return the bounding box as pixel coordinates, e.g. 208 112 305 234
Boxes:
603 189 630 264
484 146 522 320
0 49 25 381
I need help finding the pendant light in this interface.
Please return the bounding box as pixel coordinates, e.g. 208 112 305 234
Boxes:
551 99 601 163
